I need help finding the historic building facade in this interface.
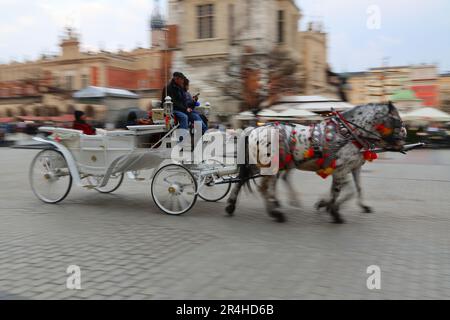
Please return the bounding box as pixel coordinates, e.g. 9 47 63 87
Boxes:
0 4 167 118
439 72 450 114
344 64 440 112
167 0 338 116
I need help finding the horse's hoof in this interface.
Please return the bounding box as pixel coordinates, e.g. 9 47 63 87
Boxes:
270 210 286 223
288 199 302 209
332 218 345 224
225 204 235 216
362 206 374 214
330 208 345 224
315 200 327 211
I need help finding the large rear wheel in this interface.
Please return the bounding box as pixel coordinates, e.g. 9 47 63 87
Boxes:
151 164 198 215
29 149 72 204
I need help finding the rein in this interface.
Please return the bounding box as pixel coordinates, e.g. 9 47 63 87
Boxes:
332 108 383 148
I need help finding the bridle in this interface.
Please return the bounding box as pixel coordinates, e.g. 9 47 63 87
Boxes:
332 108 404 150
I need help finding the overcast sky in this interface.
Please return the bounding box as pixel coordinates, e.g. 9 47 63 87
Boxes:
1 0 449 73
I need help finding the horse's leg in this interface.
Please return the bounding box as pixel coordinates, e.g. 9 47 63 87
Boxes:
282 170 301 208
226 181 243 217
327 176 349 224
259 175 286 223
226 164 256 216
352 167 373 214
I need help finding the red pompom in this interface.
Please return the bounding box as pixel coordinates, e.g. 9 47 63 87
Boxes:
330 159 337 169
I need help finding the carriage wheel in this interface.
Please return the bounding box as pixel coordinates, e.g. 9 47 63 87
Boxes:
86 173 125 194
29 149 72 204
199 175 232 202
151 164 198 215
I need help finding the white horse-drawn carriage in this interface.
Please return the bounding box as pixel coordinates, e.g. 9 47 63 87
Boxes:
28 98 239 215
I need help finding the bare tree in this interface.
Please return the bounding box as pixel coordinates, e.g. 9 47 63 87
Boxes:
215 45 305 112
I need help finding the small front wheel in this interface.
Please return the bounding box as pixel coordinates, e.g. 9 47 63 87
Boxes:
29 149 72 204
151 164 198 215
199 175 232 202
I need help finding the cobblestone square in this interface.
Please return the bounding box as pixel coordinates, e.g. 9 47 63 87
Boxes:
0 148 449 300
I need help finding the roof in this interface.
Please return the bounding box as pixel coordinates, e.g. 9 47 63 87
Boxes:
73 86 139 99
390 89 421 102
370 66 409 71
271 102 354 113
339 72 368 78
403 107 450 121
275 95 341 104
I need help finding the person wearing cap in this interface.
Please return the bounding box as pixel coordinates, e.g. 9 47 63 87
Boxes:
161 72 190 131
73 110 96 135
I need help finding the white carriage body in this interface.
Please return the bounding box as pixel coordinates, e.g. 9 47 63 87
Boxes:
30 124 241 215
36 125 173 180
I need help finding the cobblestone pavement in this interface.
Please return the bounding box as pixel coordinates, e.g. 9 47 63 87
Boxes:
0 148 449 300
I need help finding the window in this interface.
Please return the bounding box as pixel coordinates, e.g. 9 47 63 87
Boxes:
277 10 285 44
81 74 89 88
65 75 74 91
197 4 214 39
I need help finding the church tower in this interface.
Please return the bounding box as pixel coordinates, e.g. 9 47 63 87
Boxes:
60 27 81 59
149 0 166 48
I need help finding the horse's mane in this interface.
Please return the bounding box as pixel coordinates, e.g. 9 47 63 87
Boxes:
342 103 392 118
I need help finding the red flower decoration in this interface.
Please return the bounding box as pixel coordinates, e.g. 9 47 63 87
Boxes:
316 158 325 167
285 154 293 164
304 148 315 159
330 159 337 169
364 151 378 162
376 124 393 136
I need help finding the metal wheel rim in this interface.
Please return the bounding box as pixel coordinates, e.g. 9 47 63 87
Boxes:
29 149 72 204
197 159 232 202
151 164 197 215
199 174 232 202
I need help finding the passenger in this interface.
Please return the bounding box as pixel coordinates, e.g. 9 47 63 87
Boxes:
126 111 138 127
73 111 96 135
183 78 208 134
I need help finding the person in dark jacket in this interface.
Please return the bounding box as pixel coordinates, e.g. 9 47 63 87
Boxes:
73 110 96 135
183 78 207 134
161 72 189 131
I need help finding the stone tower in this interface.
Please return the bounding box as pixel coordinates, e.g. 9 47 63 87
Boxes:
150 0 166 48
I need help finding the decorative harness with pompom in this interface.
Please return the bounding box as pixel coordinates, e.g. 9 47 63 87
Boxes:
277 108 397 179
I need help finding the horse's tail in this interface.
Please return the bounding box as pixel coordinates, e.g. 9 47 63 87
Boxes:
236 163 258 193
236 128 261 193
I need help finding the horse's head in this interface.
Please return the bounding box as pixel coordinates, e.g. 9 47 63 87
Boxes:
344 102 407 151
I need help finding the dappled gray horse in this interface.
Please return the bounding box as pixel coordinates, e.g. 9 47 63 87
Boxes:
226 102 407 223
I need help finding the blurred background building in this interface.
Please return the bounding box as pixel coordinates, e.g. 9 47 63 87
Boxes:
0 2 168 120
439 72 450 114
168 0 339 120
0 0 341 124
343 64 447 113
